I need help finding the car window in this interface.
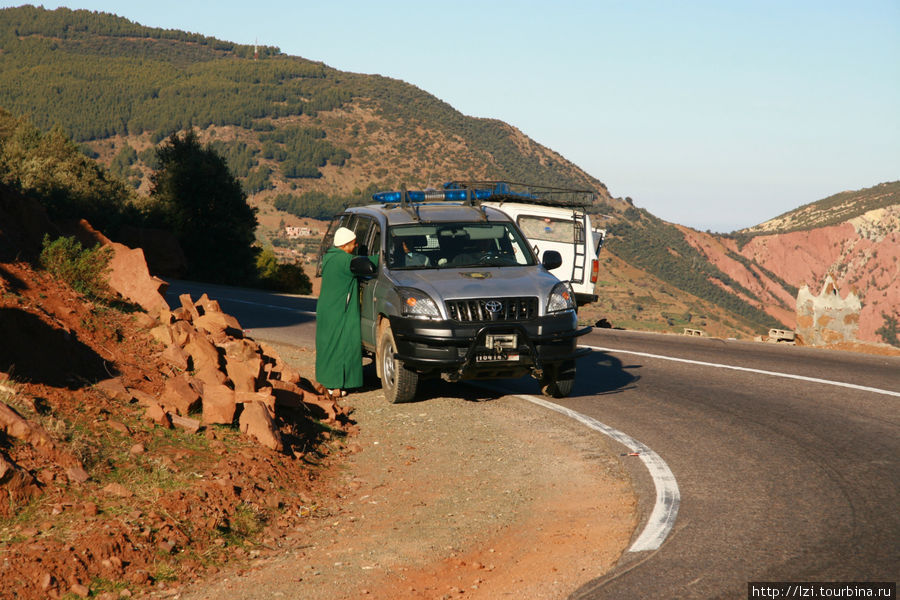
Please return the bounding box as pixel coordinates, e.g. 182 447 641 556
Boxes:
352 216 375 256
387 223 535 269
517 215 584 243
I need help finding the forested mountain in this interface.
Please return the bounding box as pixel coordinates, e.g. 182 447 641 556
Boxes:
0 5 615 214
4 5 893 343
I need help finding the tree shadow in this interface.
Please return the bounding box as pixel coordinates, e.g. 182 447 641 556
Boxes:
0 265 27 293
0 307 116 388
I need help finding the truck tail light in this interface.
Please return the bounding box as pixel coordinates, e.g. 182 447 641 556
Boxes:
590 259 599 283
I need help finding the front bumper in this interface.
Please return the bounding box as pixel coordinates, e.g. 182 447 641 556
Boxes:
389 313 591 379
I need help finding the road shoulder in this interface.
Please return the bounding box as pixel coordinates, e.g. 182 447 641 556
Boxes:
174 342 637 600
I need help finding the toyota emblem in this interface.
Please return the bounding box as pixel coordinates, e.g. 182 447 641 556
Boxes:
485 300 503 313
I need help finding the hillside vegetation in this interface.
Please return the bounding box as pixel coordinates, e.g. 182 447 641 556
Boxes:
736 180 900 237
10 4 891 342
0 5 615 212
606 209 784 333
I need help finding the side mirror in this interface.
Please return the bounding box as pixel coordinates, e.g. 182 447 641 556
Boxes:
541 250 562 270
350 256 376 276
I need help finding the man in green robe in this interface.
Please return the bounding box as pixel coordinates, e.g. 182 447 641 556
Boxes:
315 227 376 396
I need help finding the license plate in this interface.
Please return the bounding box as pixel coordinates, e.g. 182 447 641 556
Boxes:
475 352 520 363
485 334 517 350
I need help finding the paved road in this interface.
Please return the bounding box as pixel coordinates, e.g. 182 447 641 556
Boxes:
566 330 899 599
166 282 900 598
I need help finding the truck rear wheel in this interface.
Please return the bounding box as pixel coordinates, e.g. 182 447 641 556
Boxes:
378 323 418 403
540 360 575 398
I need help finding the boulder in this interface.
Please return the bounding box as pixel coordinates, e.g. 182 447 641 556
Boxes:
184 332 222 375
235 389 276 413
99 231 169 315
169 413 201 434
169 321 193 347
95 377 130 402
0 453 41 514
143 401 172 428
218 338 261 362
179 294 201 321
150 324 177 347
194 311 243 339
159 375 201 416
225 355 261 393
239 401 284 452
195 293 222 315
201 384 236 425
161 344 189 371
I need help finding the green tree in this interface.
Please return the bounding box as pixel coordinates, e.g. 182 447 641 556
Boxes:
150 131 258 284
876 312 899 348
0 110 136 233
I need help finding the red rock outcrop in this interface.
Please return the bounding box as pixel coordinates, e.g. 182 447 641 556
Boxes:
681 204 899 343
136 292 354 450
796 275 861 346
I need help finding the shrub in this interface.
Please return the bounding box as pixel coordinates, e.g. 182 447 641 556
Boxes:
255 248 312 294
39 235 113 300
876 312 899 348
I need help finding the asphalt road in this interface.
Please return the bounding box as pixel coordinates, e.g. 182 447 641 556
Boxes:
165 281 900 598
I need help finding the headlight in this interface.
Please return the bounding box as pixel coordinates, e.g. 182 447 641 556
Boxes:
547 281 576 313
398 287 441 319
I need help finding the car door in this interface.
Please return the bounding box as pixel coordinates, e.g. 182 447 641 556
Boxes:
316 212 354 277
516 212 583 283
351 216 381 352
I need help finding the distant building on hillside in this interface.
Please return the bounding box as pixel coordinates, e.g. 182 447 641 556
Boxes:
285 226 319 238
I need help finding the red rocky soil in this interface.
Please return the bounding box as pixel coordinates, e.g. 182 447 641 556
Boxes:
0 259 362 600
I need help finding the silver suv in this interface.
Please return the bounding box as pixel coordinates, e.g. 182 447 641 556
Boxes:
320 184 591 403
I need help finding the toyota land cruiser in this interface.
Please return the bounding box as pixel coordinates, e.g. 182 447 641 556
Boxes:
319 182 592 403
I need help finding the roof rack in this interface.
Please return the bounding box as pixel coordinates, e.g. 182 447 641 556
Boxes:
372 181 596 211
444 181 595 208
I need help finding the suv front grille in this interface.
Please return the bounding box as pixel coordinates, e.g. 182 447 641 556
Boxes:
446 297 538 322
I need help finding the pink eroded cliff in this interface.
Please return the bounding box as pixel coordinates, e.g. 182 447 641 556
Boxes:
686 205 900 343
677 226 797 328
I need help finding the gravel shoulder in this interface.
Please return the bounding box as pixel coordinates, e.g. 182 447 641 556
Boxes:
173 342 638 600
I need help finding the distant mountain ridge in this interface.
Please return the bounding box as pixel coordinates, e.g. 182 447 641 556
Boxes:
739 180 900 235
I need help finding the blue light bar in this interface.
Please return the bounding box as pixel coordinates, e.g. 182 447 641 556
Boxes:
373 191 402 203
373 189 470 203
444 190 468 201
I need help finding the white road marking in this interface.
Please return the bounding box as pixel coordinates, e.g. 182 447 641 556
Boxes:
215 297 317 317
588 346 900 398
516 393 680 553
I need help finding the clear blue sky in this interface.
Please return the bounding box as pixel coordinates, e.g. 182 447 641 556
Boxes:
8 1 899 231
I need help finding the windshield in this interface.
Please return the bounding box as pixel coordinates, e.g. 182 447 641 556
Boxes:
387 223 536 269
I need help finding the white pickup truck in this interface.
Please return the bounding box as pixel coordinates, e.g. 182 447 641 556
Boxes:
446 181 605 306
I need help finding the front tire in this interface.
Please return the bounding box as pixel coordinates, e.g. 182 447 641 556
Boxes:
378 323 418 403
540 360 575 398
